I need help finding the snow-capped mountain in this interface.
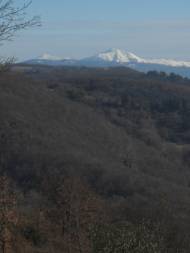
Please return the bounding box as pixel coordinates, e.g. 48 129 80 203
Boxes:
85 48 144 63
38 53 63 61
79 48 146 66
24 53 76 66
23 49 190 77
143 58 190 68
84 48 190 68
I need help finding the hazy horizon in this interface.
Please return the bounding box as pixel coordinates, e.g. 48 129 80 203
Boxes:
2 0 190 61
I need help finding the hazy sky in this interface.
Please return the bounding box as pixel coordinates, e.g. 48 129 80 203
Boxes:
2 0 190 60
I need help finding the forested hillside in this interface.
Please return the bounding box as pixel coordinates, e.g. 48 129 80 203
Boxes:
1 66 190 252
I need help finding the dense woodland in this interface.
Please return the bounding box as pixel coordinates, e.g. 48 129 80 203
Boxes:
1 65 190 252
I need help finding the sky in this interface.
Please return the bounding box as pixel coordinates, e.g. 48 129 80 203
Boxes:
1 0 190 60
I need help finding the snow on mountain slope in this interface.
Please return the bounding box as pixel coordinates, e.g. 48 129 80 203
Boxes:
38 53 62 61
94 48 145 63
146 58 190 68
23 53 76 66
23 49 190 70
89 49 190 67
38 53 72 61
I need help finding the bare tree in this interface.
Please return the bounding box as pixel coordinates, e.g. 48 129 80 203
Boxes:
0 0 40 70
0 0 40 43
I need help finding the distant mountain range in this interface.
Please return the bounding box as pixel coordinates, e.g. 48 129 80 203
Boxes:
23 49 190 77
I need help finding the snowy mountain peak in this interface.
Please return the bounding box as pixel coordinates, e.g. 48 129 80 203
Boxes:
23 49 190 78
37 53 63 61
95 48 145 63
38 53 71 61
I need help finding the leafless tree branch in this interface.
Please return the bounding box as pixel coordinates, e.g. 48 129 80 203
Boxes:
0 0 40 43
0 0 40 71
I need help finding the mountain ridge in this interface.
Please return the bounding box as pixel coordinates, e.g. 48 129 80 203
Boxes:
23 48 190 77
